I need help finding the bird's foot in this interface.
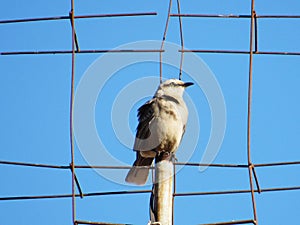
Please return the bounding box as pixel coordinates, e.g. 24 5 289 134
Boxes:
171 154 178 163
155 151 172 162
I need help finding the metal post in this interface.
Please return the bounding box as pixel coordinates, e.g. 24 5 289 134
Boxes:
153 157 174 225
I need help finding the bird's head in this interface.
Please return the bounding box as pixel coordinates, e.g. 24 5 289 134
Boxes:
155 79 194 98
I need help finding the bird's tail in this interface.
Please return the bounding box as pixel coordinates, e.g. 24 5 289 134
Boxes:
125 153 154 185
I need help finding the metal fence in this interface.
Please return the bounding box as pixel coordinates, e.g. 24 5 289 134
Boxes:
1 0 299 224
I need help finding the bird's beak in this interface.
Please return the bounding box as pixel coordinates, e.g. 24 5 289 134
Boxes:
183 82 194 88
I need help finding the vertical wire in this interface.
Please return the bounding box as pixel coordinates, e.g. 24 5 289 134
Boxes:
160 0 173 83
70 0 76 224
172 163 176 225
176 0 184 80
247 0 258 223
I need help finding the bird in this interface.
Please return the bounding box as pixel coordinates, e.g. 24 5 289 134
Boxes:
125 79 193 185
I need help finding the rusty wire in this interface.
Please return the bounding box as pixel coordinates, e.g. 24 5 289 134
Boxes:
246 0 258 223
3 49 300 56
1 159 300 169
170 13 300 19
179 49 300 55
159 0 173 83
159 0 185 82
0 49 164 56
0 12 157 24
75 221 132 225
0 182 299 201
70 0 76 223
198 219 256 225
176 0 184 80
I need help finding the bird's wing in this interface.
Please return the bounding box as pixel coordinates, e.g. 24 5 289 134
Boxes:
133 98 158 152
126 99 157 185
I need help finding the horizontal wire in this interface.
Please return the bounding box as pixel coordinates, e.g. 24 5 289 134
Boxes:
198 219 256 225
254 161 300 167
0 49 164 56
170 13 300 19
0 160 152 170
75 220 132 225
74 165 153 169
0 12 157 24
1 13 299 25
1 186 299 201
0 190 152 201
174 161 300 168
75 219 255 225
0 160 69 169
1 160 300 169
174 162 248 168
179 49 300 56
2 49 300 56
174 186 300 197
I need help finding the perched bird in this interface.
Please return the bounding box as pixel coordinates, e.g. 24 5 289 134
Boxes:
125 79 193 185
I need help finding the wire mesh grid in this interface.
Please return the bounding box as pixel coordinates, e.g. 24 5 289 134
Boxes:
1 0 300 225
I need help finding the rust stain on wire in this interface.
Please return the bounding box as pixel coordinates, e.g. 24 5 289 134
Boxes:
0 12 157 24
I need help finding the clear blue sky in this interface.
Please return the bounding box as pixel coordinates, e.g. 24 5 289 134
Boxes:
1 1 300 225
